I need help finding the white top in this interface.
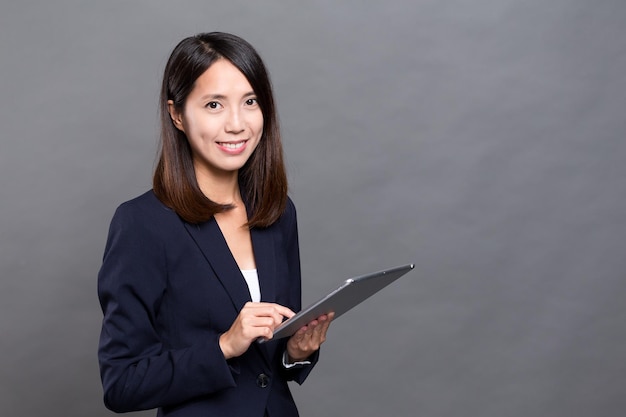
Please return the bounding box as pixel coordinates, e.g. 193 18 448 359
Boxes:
241 269 261 302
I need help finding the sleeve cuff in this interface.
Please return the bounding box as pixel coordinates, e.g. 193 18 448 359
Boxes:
282 350 312 369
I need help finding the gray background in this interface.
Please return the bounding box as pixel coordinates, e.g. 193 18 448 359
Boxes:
1 1 625 416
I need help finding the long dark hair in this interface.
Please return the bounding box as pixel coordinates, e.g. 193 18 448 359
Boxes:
153 32 288 227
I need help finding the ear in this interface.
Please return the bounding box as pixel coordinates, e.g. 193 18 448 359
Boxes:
167 100 185 132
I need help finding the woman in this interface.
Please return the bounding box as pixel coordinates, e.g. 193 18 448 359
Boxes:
97 32 332 417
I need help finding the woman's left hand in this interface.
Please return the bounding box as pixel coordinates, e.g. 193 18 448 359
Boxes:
286 312 334 363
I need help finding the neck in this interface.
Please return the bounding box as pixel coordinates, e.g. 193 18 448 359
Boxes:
195 166 242 205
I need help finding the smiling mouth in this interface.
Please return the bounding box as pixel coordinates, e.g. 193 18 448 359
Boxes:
217 140 247 150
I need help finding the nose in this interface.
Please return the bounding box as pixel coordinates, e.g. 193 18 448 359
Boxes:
225 108 245 133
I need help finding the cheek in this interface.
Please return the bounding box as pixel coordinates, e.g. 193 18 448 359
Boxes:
252 113 264 136
184 115 220 142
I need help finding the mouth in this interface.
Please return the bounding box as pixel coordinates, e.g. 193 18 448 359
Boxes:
216 140 248 154
217 140 246 149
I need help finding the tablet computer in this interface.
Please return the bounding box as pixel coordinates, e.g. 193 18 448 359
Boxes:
260 263 415 342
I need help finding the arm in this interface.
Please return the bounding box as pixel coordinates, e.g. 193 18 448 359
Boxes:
97 203 236 412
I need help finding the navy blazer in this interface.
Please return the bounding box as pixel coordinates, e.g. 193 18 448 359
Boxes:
98 191 318 417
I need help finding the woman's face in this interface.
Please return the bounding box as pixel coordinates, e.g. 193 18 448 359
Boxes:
169 59 263 181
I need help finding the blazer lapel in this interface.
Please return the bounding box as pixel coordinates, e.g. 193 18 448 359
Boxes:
183 219 251 313
184 218 278 367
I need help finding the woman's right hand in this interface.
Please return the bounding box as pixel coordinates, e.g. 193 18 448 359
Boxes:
219 302 295 359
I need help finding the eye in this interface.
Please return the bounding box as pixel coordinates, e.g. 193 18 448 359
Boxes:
245 98 258 106
205 101 221 109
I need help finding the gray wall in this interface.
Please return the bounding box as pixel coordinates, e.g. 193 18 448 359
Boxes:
1 1 625 416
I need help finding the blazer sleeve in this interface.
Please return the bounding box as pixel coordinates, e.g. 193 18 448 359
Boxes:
97 202 236 413
274 199 321 384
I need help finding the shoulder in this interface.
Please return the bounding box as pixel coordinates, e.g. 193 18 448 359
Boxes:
270 195 298 238
113 190 174 221
102 191 188 264
279 196 297 224
109 190 181 237
284 196 297 217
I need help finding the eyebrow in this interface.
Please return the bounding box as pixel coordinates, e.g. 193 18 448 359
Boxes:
200 91 256 101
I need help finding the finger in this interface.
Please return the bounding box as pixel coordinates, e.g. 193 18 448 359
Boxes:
305 319 319 329
253 303 295 322
306 315 332 346
321 313 333 331
315 314 330 329
269 304 296 320
316 317 331 340
239 317 273 338
243 304 294 330
314 312 333 323
249 316 278 329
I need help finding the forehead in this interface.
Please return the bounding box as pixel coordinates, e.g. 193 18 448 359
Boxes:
191 59 253 97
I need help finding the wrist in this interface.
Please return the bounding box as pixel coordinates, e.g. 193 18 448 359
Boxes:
219 333 233 360
286 349 310 363
282 350 312 368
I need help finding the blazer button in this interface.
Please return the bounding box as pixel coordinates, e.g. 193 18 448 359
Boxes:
256 373 270 388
